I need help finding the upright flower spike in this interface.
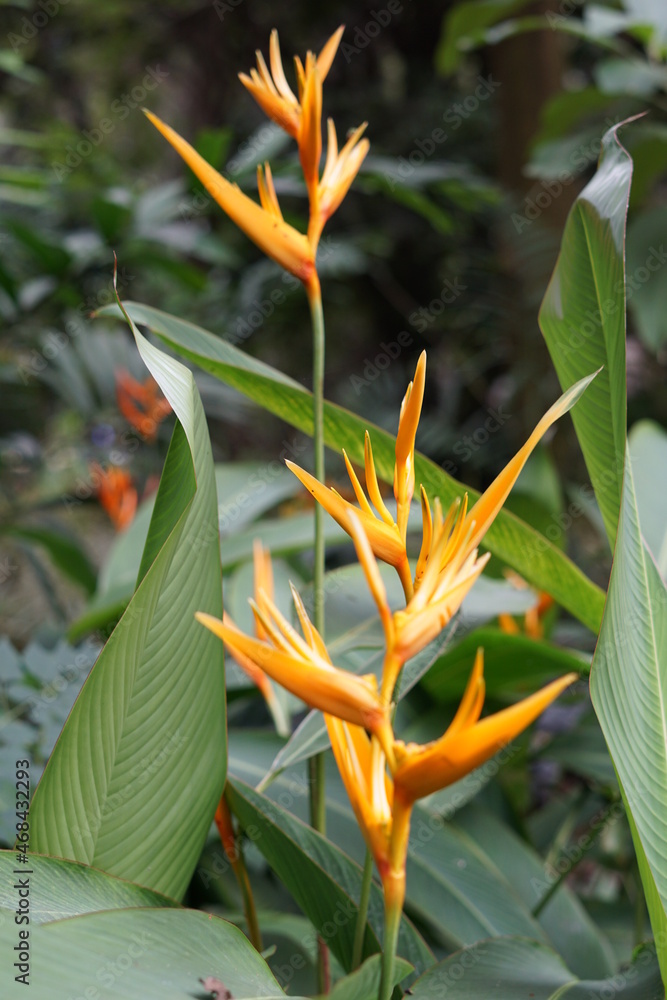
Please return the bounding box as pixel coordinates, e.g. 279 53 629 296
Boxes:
143 111 317 292
392 650 578 802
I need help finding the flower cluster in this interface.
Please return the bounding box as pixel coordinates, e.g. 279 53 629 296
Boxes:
198 350 588 915
145 26 368 303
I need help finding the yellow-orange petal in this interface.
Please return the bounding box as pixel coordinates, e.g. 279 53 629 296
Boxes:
144 110 315 284
299 53 322 194
394 351 426 540
462 370 599 557
317 25 345 81
196 612 388 734
394 671 578 801
286 459 405 566
326 715 392 871
238 73 300 137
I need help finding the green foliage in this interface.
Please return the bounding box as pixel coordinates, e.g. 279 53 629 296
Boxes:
29 314 226 900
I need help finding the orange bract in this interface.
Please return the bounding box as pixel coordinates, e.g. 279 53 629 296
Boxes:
115 369 171 442
92 463 137 531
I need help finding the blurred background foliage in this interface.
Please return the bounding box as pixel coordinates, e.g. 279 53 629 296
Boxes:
0 0 666 990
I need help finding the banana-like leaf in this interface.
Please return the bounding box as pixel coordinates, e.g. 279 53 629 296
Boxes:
30 304 226 901
539 119 635 548
318 955 413 1000
422 627 589 702
408 938 661 999
226 777 434 980
590 453 667 983
97 301 605 633
0 907 292 1000
0 851 178 923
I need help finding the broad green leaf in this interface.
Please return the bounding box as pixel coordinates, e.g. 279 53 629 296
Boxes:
591 453 667 983
422 627 588 702
30 307 226 900
226 777 434 979
0 850 178 923
409 938 661 999
319 955 413 1000
68 462 302 641
456 804 615 979
539 119 634 548
435 0 534 74
629 420 667 576
98 301 605 632
0 908 292 1000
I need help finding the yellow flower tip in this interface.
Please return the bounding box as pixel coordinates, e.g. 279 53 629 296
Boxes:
462 372 599 558
299 57 323 193
394 667 579 803
317 24 345 80
394 351 427 541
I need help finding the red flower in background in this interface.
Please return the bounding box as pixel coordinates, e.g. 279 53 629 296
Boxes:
92 463 138 531
115 369 171 443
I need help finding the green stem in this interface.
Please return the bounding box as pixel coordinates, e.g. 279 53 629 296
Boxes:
378 894 402 1000
352 848 374 969
308 277 329 993
309 282 326 637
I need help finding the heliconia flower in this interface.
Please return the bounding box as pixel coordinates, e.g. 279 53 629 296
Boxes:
115 368 171 443
392 649 577 803
92 462 138 531
195 582 394 755
143 110 317 292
